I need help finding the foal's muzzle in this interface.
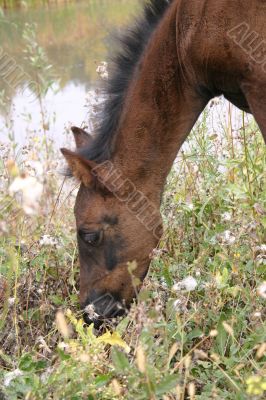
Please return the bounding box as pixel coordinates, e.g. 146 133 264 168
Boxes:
82 292 126 329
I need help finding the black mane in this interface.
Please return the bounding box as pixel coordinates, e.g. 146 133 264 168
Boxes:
80 0 172 162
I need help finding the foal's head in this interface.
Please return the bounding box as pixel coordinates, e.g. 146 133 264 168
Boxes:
62 127 162 327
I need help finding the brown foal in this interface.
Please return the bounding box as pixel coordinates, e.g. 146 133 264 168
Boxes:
62 0 266 326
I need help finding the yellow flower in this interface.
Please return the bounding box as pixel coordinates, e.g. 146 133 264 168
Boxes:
96 331 130 353
246 375 266 396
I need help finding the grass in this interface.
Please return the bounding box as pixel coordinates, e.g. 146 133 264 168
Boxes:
0 20 266 400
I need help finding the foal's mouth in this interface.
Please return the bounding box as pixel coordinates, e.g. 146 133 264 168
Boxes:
82 294 126 329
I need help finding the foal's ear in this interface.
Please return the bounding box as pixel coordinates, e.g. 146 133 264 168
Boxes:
61 148 97 187
71 126 93 149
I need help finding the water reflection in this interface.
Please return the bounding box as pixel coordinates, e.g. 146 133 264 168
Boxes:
0 0 139 145
6 82 88 145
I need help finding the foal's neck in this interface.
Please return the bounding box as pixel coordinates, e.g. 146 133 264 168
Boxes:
112 2 206 203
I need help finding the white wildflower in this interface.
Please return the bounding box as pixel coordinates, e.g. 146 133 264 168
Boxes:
96 61 108 80
253 312 262 318
221 212 232 222
159 277 168 288
255 244 266 254
256 255 266 266
218 230 236 245
257 282 266 299
24 160 43 177
8 297 15 306
9 175 43 215
173 299 183 312
39 234 59 247
37 336 52 354
151 248 167 258
255 245 266 265
4 369 23 387
58 341 69 350
172 276 198 292
218 165 227 175
84 304 99 320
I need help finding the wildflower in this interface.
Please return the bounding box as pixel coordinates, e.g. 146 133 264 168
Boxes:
4 369 23 387
150 248 167 258
246 375 266 396
84 304 99 321
39 234 59 247
221 211 232 221
97 331 130 353
9 174 43 215
37 336 52 354
24 160 43 177
256 254 266 265
253 311 262 318
255 245 266 265
217 230 236 245
96 61 108 80
218 164 227 175
8 297 15 306
172 276 198 292
257 282 266 299
173 298 186 313
258 244 266 253
58 341 69 350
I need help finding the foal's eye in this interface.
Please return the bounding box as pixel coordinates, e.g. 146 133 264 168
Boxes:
79 230 103 246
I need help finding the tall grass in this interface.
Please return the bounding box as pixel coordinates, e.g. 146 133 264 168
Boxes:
0 1 71 9
0 22 266 400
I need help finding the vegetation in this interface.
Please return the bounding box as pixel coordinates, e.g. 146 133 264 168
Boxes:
0 1 82 9
0 0 139 108
0 6 266 400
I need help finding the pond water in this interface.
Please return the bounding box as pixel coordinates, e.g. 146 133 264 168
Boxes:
0 0 250 154
0 0 139 147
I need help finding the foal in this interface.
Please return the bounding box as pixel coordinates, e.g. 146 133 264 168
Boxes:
62 0 266 326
